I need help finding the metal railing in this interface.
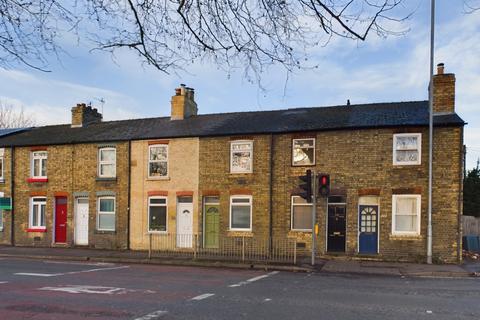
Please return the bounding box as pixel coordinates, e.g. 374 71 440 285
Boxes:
147 233 297 264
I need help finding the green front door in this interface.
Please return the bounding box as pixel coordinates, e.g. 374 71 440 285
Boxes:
205 204 219 248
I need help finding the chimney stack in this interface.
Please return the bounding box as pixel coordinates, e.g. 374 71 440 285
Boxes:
432 63 455 114
171 84 198 120
71 103 103 128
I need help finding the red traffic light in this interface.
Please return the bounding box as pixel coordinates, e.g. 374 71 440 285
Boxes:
318 174 330 197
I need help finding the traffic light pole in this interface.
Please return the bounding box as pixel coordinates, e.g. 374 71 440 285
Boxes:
311 171 316 266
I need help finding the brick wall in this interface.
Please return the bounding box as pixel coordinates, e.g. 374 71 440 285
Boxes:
0 148 12 245
198 126 463 263
13 142 129 249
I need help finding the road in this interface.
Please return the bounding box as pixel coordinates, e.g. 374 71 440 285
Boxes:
0 257 479 320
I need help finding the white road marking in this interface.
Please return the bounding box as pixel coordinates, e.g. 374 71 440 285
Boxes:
15 273 61 277
0 281 8 284
191 293 215 301
14 265 129 278
426 310 433 314
264 298 272 302
44 261 116 267
64 265 129 275
39 285 134 295
229 271 279 288
134 310 168 320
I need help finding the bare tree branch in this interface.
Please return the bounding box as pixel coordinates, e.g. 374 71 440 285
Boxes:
0 100 36 129
0 1 411 81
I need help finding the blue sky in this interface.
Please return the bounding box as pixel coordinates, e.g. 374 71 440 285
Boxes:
0 1 479 168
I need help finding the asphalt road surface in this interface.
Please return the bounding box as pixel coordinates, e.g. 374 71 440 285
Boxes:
0 257 479 320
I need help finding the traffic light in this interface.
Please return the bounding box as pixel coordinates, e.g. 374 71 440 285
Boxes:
299 169 312 203
318 174 330 197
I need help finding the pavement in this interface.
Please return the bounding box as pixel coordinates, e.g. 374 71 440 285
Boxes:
0 245 478 278
1 257 479 320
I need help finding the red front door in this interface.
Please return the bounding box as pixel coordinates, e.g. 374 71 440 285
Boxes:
55 197 68 243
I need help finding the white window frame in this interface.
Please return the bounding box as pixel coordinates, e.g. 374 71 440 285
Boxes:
0 157 3 181
229 195 252 231
0 209 3 231
98 147 116 178
393 133 422 165
147 196 168 233
31 151 48 178
292 138 316 166
29 196 46 229
290 196 313 231
230 140 253 174
97 196 116 231
148 144 169 178
392 194 421 236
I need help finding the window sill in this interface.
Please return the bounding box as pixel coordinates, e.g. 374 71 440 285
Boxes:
0 228 3 232
291 164 316 167
392 163 422 167
227 230 253 237
94 230 116 235
146 177 170 181
27 178 48 183
26 228 47 233
0 179 5 184
96 177 117 182
229 172 252 175
147 231 168 234
289 229 313 233
389 234 423 241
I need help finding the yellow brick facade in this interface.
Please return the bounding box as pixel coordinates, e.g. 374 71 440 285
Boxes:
129 138 199 250
11 143 129 249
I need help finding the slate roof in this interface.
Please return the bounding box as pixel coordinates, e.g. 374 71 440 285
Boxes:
0 128 29 138
0 101 465 147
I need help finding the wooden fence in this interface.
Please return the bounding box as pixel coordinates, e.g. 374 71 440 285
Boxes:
462 216 480 236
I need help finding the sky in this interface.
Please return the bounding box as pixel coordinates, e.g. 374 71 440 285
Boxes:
0 1 479 169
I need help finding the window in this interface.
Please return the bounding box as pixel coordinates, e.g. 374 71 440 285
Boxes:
230 196 252 231
148 197 167 232
31 151 47 178
148 144 168 178
291 196 313 231
0 148 4 181
392 195 421 235
98 147 116 178
97 197 115 231
29 197 46 229
230 141 253 173
292 138 315 166
393 133 421 165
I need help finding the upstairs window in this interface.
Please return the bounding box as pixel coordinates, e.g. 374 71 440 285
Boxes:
392 195 421 235
29 197 46 229
393 133 421 165
97 197 115 231
0 148 4 181
148 145 168 178
31 151 47 178
292 138 315 166
230 141 253 173
98 147 116 178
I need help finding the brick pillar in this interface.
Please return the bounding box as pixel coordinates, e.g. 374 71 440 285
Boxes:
433 63 455 114
171 84 198 120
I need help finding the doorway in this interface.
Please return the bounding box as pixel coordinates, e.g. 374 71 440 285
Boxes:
54 197 68 243
75 198 89 246
176 196 193 248
327 196 346 253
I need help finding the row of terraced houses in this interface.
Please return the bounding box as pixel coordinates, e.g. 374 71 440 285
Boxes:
0 64 465 263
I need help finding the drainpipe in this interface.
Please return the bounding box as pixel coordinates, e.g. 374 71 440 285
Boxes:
458 129 464 263
427 0 435 265
127 140 131 250
269 134 274 253
10 146 15 246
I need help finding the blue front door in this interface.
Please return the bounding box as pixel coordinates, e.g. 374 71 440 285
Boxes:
359 205 378 254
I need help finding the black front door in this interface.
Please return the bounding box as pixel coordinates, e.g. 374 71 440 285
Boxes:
327 204 346 252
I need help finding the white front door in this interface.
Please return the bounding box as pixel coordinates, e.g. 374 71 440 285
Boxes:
176 198 193 248
75 198 89 246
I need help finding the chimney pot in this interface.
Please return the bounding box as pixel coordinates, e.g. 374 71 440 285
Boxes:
71 102 103 128
437 63 445 75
